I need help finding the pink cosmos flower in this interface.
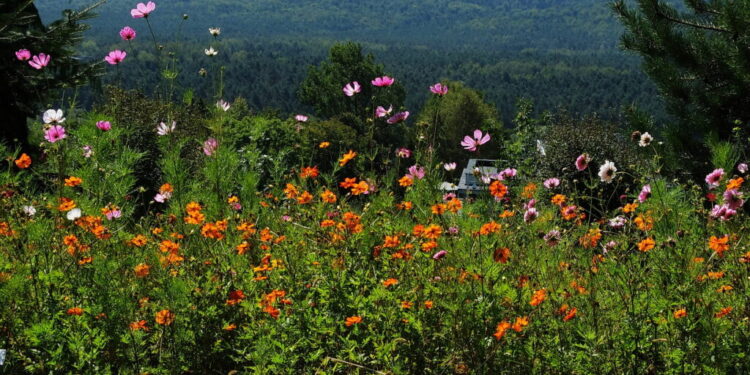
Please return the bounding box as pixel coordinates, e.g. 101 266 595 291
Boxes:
430 83 448 96
738 163 748 174
104 50 127 65
342 81 361 96
96 121 112 131
15 49 31 61
543 178 560 189
156 121 176 136
395 148 411 158
105 209 122 220
544 230 561 246
131 1 156 18
723 189 744 210
609 216 627 229
295 114 308 122
524 207 538 223
120 26 136 40
203 137 218 156
443 193 457 201
375 105 392 118
638 184 651 203
575 153 591 171
444 162 457 171
44 125 67 143
448 226 459 235
82 145 93 158
705 168 725 189
432 250 447 260
387 111 409 124
154 192 171 203
710 204 737 221
371 76 395 87
499 168 517 180
28 53 50 69
407 165 425 180
461 129 490 152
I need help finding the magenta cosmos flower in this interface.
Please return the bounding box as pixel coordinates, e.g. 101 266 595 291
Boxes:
131 2 156 18
461 129 490 152
96 121 112 131
407 165 426 179
15 49 31 61
44 125 67 143
430 83 448 96
28 53 50 69
342 81 361 97
543 178 560 189
638 184 651 203
120 26 136 40
203 137 218 156
432 250 447 260
395 148 411 158
387 111 409 124
371 76 395 87
575 153 591 171
375 105 392 118
705 168 725 189
105 50 127 65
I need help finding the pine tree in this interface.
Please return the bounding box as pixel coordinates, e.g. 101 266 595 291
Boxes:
613 0 750 145
0 0 103 149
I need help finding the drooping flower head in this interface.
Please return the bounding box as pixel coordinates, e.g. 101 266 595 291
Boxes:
203 138 218 156
96 121 112 131
461 129 491 152
131 2 156 18
28 53 50 69
575 153 591 171
119 26 137 40
43 109 65 124
387 111 409 124
371 76 395 87
15 49 31 61
342 81 361 97
375 105 392 118
430 83 448 96
598 160 617 183
44 125 67 143
705 168 725 189
104 50 127 65
156 121 176 136
638 184 651 203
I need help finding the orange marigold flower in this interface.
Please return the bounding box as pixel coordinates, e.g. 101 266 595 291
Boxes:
431 203 447 215
673 309 687 319
382 278 399 287
14 153 31 169
398 175 414 187
64 176 83 187
623 202 639 213
422 224 442 240
551 194 566 206
634 214 654 231
345 315 362 326
421 240 438 252
714 307 732 319
134 263 150 277
401 300 414 309
77 256 93 265
489 181 508 199
339 177 357 189
424 300 434 309
126 235 147 248
283 183 299 199
320 190 337 203
727 177 744 190
499 210 515 218
563 307 578 322
493 247 511 263
530 288 547 307
130 320 148 331
637 237 655 252
521 183 537 199
512 316 529 332
493 321 512 340
397 201 413 210
709 235 730 257
66 307 84 316
159 183 174 193
223 323 237 331
226 290 246 305
339 150 357 167
383 236 400 248
350 181 369 195
296 191 313 204
579 228 602 249
446 198 462 213
58 197 76 211
236 241 251 255
155 309 175 325
479 221 501 235
159 240 180 254
319 141 331 148
299 166 319 179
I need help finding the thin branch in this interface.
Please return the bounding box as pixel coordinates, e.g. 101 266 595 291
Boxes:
323 357 388 374
654 5 730 33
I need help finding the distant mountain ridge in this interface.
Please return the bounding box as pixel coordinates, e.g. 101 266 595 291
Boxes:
37 0 621 51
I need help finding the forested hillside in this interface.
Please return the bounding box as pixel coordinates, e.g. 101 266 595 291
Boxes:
36 0 666 121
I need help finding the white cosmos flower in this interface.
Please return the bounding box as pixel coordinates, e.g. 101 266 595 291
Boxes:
43 109 65 124
598 160 617 184
639 132 653 147
23 205 36 217
209 27 221 36
204 47 218 56
66 208 82 221
216 100 230 112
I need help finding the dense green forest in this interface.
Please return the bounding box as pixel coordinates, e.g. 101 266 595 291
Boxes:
36 0 666 122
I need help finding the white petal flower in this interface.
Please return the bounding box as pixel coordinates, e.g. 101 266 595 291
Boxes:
43 109 65 124
66 208 82 221
598 160 617 183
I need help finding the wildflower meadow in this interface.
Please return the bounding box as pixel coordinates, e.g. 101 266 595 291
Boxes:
2 1 750 374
